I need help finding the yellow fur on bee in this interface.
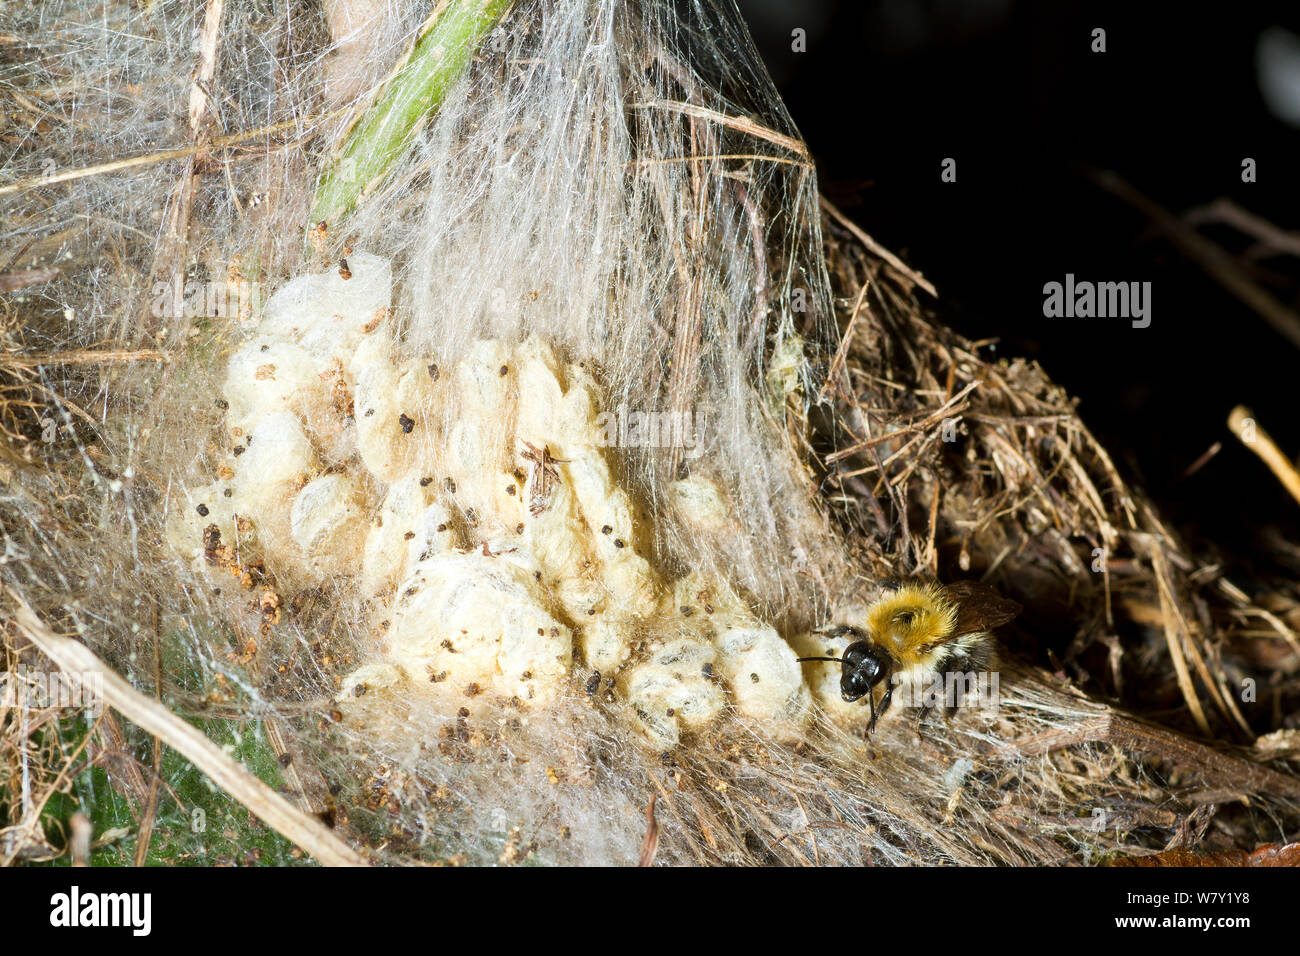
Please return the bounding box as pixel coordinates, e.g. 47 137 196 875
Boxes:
864 585 958 660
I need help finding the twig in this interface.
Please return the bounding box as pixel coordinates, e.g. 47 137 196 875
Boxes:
0 268 59 292
628 100 809 158
1179 441 1222 480
646 772 705 864
1009 704 1300 800
1228 405 1300 508
134 609 164 867
818 279 869 403
190 0 225 133
638 792 659 866
68 812 91 866
1 349 169 368
627 153 811 170
1089 169 1300 351
1185 198 1300 260
1150 546 1211 735
0 113 347 198
827 380 977 464
820 196 937 297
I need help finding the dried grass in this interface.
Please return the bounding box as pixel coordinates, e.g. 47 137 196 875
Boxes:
6 207 1299 864
2 0 1299 867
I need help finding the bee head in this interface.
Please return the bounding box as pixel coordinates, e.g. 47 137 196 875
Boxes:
839 640 893 703
797 627 896 715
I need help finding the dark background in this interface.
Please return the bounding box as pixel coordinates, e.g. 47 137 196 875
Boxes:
738 0 1300 577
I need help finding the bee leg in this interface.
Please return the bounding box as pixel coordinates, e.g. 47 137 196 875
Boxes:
815 623 864 641
942 655 982 717
866 685 893 736
913 716 945 758
915 702 934 731
911 701 949 756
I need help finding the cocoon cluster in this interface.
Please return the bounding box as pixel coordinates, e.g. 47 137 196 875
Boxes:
168 254 864 741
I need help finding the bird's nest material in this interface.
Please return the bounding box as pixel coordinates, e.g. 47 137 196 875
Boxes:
6 210 1299 865
4 0 1300 867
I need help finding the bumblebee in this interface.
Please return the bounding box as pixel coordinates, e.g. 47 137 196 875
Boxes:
798 581 1021 733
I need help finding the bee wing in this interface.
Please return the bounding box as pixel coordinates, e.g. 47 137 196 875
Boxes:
937 581 1021 640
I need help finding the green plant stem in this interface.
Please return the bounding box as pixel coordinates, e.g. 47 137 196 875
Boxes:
309 0 513 234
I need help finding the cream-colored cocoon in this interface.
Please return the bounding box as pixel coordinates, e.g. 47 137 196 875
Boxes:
183 254 839 746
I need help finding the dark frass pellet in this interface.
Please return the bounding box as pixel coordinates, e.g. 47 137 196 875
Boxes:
338 258 352 280
233 446 244 456
398 413 415 433
445 477 456 493
196 503 209 517
614 539 625 548
428 363 439 381
702 663 714 678
215 398 229 410
420 476 433 487
585 671 601 695
353 683 368 697
600 525 612 535
499 365 508 376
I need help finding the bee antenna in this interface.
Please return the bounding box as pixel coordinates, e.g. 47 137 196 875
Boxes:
795 656 843 664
